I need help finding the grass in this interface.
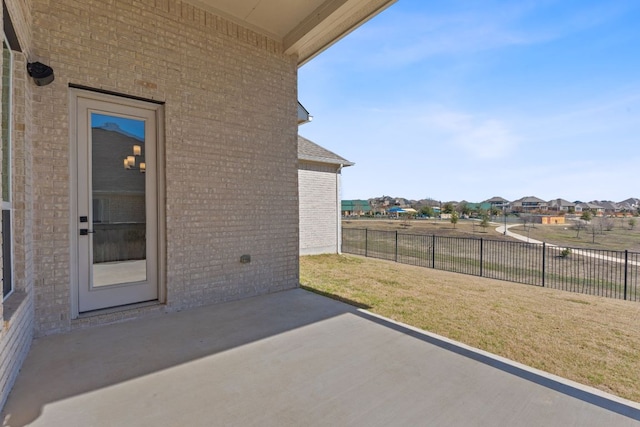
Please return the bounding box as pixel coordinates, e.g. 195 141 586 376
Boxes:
510 220 640 251
300 253 640 403
344 217 640 251
343 218 514 241
344 220 640 299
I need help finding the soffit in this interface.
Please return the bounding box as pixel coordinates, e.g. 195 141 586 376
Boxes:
185 0 396 65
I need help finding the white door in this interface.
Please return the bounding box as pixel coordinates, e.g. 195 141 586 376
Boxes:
72 89 161 313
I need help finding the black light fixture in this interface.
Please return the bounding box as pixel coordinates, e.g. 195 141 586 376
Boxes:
27 61 54 86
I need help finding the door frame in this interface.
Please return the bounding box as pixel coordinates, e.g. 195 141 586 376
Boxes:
69 87 166 318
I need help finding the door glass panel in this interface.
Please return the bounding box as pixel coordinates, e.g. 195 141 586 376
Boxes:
91 113 147 287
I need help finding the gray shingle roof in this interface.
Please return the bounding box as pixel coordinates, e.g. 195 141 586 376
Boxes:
484 196 510 203
548 198 575 207
298 135 354 167
515 196 547 203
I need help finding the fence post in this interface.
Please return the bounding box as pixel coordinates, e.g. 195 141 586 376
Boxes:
624 250 628 301
395 231 398 262
479 238 483 277
542 242 546 287
432 235 436 269
365 229 368 257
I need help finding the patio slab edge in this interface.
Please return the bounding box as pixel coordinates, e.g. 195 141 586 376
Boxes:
355 306 640 420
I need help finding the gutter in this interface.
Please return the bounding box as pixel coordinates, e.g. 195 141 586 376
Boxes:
337 164 343 254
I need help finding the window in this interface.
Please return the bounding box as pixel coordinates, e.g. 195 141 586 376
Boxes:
2 36 13 299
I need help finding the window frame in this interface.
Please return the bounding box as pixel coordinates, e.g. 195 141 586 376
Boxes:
2 33 14 301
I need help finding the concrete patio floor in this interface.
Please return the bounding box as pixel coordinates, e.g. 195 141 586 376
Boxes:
2 288 640 426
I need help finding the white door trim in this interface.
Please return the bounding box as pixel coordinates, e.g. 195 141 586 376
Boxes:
69 88 166 318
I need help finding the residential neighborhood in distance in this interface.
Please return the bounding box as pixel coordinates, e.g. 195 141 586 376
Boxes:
342 195 640 218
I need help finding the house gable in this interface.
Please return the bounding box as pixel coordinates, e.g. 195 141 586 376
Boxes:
298 135 354 167
298 136 353 255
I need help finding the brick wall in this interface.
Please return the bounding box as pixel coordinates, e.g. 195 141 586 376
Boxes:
0 292 33 411
0 0 35 410
27 0 299 334
298 161 341 255
0 0 304 411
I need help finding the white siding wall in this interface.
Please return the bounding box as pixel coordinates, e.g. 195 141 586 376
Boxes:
299 162 340 255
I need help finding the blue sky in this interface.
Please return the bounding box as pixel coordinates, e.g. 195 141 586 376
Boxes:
92 113 145 139
298 0 640 203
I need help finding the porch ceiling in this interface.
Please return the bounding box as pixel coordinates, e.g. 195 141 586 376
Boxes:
186 0 396 65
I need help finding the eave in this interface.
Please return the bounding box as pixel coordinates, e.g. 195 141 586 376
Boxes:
185 0 396 66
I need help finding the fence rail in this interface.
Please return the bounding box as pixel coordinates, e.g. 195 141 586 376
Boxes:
342 228 640 302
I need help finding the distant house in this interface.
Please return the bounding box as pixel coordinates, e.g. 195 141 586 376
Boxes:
342 200 372 216
548 198 575 212
298 136 354 255
511 196 548 213
618 198 640 213
484 196 510 211
590 200 618 216
575 202 605 216
465 202 492 213
369 196 415 215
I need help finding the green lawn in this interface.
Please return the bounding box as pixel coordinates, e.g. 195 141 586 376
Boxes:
300 254 640 403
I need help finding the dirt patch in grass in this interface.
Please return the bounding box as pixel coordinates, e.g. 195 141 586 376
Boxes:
300 254 640 403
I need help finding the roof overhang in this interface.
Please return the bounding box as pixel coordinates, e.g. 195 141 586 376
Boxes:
185 0 396 66
297 102 312 125
299 154 354 167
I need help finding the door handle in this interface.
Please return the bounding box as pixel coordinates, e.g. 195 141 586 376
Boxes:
79 229 96 235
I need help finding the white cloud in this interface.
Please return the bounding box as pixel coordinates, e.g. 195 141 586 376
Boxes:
325 1 638 70
419 107 519 159
486 158 640 202
300 1 640 202
341 3 555 68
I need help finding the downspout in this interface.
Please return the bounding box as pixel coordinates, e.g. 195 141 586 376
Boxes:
336 164 343 254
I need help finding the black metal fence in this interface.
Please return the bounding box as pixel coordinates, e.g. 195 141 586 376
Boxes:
342 228 640 302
